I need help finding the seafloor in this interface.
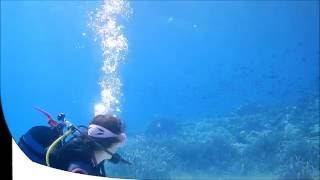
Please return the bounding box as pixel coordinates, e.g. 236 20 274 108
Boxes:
106 94 319 180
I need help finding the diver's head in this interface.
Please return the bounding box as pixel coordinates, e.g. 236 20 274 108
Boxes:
88 115 126 164
88 115 126 149
87 115 131 165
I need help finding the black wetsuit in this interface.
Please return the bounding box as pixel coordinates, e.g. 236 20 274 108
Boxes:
51 135 106 176
18 126 107 176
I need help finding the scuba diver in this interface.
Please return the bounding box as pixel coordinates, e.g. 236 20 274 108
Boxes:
18 107 131 177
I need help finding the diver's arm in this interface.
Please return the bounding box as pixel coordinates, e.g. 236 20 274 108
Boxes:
67 161 97 175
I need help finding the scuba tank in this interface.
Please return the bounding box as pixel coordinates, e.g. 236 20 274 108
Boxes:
17 107 66 165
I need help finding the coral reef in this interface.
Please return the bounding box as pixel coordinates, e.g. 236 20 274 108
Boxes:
106 94 319 179
105 135 175 179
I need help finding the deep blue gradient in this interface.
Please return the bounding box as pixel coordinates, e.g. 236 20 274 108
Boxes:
1 1 319 140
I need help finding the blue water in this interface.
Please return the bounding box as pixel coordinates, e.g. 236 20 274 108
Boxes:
1 1 319 177
2 0 319 139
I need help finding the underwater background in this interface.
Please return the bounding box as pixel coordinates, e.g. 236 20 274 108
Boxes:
1 1 319 179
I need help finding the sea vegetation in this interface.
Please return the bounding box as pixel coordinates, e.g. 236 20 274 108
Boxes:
106 94 319 179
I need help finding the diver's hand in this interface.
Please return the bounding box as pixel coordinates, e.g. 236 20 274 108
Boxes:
109 153 121 164
109 153 132 165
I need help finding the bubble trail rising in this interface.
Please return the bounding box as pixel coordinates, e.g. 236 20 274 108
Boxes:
90 0 132 116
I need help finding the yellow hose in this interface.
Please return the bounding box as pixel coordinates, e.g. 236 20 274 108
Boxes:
46 129 74 167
